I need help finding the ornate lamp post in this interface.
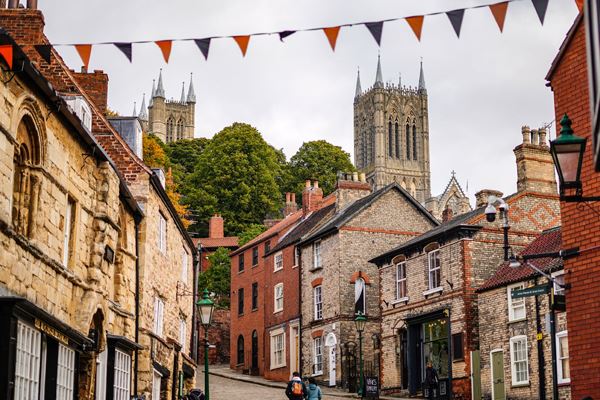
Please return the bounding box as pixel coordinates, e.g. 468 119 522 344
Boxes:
354 312 367 398
197 289 215 400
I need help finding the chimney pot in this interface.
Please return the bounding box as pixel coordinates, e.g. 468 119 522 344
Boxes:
27 0 37 9
352 172 359 181
521 126 531 144
8 0 17 8
305 180 311 188
291 193 296 203
442 207 454 223
314 180 319 189
286 192 290 203
538 127 547 146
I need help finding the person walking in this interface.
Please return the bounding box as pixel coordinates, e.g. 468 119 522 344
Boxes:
286 371 308 400
424 361 439 400
306 377 322 400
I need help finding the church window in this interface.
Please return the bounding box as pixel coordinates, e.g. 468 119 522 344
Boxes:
388 120 393 157
405 124 411 160
166 117 175 142
410 180 417 198
412 125 418 160
395 122 400 158
176 119 185 141
362 132 367 167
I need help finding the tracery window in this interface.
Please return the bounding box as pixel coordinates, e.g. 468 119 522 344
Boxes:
395 121 400 158
176 119 185 141
388 120 393 157
405 124 411 160
412 124 418 160
166 117 175 142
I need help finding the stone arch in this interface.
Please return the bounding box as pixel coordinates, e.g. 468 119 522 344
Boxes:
11 94 47 165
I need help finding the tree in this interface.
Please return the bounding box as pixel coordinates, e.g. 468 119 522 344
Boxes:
167 137 210 174
142 133 169 169
186 123 283 236
288 140 355 197
238 223 267 246
198 247 231 308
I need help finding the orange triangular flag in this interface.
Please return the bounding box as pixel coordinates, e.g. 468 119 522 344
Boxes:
74 44 92 70
323 26 341 51
155 40 172 63
489 2 509 32
575 0 583 12
233 36 251 57
406 16 425 41
0 45 13 70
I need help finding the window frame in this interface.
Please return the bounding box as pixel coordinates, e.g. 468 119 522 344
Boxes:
153 297 164 337
313 240 322 269
314 285 323 321
552 270 566 296
509 335 529 386
238 253 245 272
313 336 323 375
265 240 271 253
556 330 570 384
237 335 245 365
158 213 167 254
15 320 42 400
113 349 131 400
507 283 527 322
251 282 259 311
274 283 284 313
294 246 300 267
355 277 366 315
395 262 407 301
179 317 187 352
427 250 441 291
252 247 259 266
152 369 162 400
274 252 283 272
238 288 245 316
56 343 76 400
269 328 286 370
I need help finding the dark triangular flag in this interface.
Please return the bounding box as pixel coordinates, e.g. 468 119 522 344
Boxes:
194 38 211 60
446 9 465 38
114 42 132 62
365 21 384 46
279 31 296 41
532 0 550 24
34 44 52 64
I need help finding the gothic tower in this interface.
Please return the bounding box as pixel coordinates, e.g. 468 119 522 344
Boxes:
143 70 196 143
354 56 431 203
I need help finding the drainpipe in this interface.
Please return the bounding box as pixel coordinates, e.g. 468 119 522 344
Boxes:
534 277 546 400
134 217 141 397
192 243 201 363
297 246 303 376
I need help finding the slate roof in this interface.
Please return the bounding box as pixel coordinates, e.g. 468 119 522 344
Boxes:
478 227 562 292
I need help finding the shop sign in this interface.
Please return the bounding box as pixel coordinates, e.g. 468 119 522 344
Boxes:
35 319 68 345
511 284 549 299
365 376 379 398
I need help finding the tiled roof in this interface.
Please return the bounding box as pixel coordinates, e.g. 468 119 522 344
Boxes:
478 227 562 292
193 237 239 249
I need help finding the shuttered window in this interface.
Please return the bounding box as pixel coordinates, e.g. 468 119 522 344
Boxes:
113 349 131 400
56 344 76 400
15 321 42 400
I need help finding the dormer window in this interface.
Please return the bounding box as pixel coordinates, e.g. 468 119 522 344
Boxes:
62 95 92 131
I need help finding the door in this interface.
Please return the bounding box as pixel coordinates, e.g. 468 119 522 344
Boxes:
470 350 481 400
491 350 506 400
96 349 107 400
329 346 337 386
251 330 259 373
290 326 299 373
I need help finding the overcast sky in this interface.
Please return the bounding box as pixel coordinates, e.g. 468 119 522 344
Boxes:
42 0 579 203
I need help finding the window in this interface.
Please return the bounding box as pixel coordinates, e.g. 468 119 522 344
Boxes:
158 213 167 254
166 117 174 142
355 277 366 315
153 297 164 336
427 250 441 290
180 318 187 352
62 197 75 266
238 288 245 315
395 262 407 300
181 249 188 283
15 320 41 400
274 252 283 271
237 335 245 364
452 333 464 361
313 240 322 269
270 329 286 369
395 122 400 158
510 336 529 385
406 124 411 159
252 247 259 266
56 344 75 400
238 254 245 272
553 270 566 296
152 369 162 400
96 349 107 400
265 240 271 253
274 283 284 313
412 125 418 160
313 337 323 375
556 331 570 384
294 247 300 267
252 282 259 310
508 283 526 321
176 119 185 141
314 285 323 320
113 349 131 400
388 120 393 157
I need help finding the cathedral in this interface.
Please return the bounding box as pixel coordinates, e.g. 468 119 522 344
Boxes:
136 70 196 143
354 56 471 219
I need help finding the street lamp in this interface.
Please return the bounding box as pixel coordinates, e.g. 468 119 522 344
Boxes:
550 114 588 200
354 312 367 398
484 195 511 261
197 289 215 400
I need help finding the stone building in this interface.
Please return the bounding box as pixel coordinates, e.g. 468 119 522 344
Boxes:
371 131 560 399
139 70 196 144
0 5 199 399
425 173 472 221
477 227 570 400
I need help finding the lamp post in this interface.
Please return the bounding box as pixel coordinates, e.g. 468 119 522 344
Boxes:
354 312 367 398
197 289 215 400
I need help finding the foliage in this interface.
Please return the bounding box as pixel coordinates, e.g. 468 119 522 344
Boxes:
165 169 191 228
105 108 120 117
142 133 169 169
167 138 210 175
238 223 267 246
198 247 231 308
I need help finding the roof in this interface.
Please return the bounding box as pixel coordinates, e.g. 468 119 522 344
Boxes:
300 182 439 246
193 236 239 249
478 227 562 292
546 13 583 81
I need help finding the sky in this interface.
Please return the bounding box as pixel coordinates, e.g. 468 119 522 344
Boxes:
42 0 579 204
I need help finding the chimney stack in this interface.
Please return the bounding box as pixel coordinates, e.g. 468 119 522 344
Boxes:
442 207 454 223
284 192 298 217
71 69 109 114
209 214 224 239
475 189 503 208
302 180 323 214
513 124 557 195
334 171 372 211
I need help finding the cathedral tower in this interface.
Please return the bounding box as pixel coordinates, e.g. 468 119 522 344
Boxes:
354 56 431 202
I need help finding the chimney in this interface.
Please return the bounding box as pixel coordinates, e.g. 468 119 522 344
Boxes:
475 189 503 208
335 171 372 211
208 214 224 239
513 125 557 195
302 180 323 214
284 192 298 217
441 207 454 223
72 69 109 114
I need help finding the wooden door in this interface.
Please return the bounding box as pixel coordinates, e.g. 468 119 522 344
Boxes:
491 350 506 400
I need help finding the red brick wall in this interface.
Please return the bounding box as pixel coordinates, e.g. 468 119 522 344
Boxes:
549 16 600 398
198 309 230 364
72 70 109 114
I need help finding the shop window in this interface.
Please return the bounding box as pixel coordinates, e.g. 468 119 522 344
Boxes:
314 285 323 320
252 247 259 266
152 369 162 400
427 250 441 290
423 319 449 380
238 288 244 315
355 277 366 315
274 283 284 313
252 282 259 310
556 331 570 384
313 337 323 375
274 252 283 271
237 335 245 365
238 253 245 272
154 297 164 336
270 329 286 369
158 213 167 254
510 335 529 385
113 349 131 400
56 344 75 400
313 240 322 269
395 262 407 300
508 283 526 321
15 320 42 399
96 349 108 400
452 333 464 361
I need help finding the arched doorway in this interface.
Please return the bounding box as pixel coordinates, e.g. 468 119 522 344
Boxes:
251 330 259 374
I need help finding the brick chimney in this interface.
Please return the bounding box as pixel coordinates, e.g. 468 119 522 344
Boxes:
72 68 109 114
209 214 224 239
513 125 557 195
302 180 323 214
284 192 298 217
335 171 372 211
441 207 454 223
475 189 503 208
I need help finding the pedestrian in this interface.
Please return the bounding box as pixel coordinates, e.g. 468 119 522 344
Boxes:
307 377 322 400
286 371 308 400
424 361 439 400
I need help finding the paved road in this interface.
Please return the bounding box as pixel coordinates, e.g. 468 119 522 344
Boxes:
197 371 288 400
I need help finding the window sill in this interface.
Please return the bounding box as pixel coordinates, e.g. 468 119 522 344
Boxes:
292 264 298 269
274 268 283 273
310 266 323 272
508 317 527 324
558 381 571 387
511 382 530 388
238 270 245 274
252 308 258 312
423 287 443 297
391 297 409 305
270 364 287 371
313 318 323 323
238 313 244 317
274 309 283 314
252 264 259 268
312 372 323 377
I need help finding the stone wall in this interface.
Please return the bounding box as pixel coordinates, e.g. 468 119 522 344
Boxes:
198 308 231 365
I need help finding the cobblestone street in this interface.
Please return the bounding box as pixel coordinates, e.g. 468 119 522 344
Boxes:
196 370 288 400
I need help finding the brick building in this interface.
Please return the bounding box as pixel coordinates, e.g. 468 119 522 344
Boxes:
193 214 238 273
371 132 560 399
477 227 569 400
546 12 600 398
0 5 199 399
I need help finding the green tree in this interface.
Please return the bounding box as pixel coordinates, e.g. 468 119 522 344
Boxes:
142 133 169 169
238 223 267 246
198 247 231 308
288 140 355 197
186 123 283 236
166 137 210 174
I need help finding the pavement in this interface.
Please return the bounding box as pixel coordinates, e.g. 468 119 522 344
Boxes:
198 364 410 400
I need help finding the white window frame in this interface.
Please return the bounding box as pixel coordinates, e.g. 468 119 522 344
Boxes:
313 240 322 269
314 285 323 320
509 335 529 386
507 283 526 322
152 369 162 400
427 250 441 290
56 344 76 400
15 320 42 400
313 337 323 375
274 252 283 272
113 349 131 400
552 270 566 296
294 246 300 267
395 262 408 302
274 283 284 313
556 330 570 384
180 318 187 352
158 213 167 254
269 328 286 370
153 297 164 337
95 349 107 400
62 197 75 266
181 249 189 283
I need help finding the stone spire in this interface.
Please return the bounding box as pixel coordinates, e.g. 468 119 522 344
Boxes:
155 69 165 98
398 73 402 88
187 73 196 103
375 54 383 88
139 93 148 121
149 79 155 106
418 60 426 92
132 101 137 117
355 68 362 98
180 81 186 103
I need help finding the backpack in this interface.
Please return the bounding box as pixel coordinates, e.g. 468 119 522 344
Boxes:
291 381 303 396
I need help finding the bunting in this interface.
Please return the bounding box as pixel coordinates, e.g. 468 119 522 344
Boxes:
74 44 92 70
234 35 250 57
34 44 52 64
532 0 550 24
406 16 424 41
0 44 12 69
446 9 465 38
194 38 211 60
489 2 509 32
155 40 172 63
365 21 384 46
114 42 132 62
323 26 341 51
575 0 583 11
278 31 296 41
